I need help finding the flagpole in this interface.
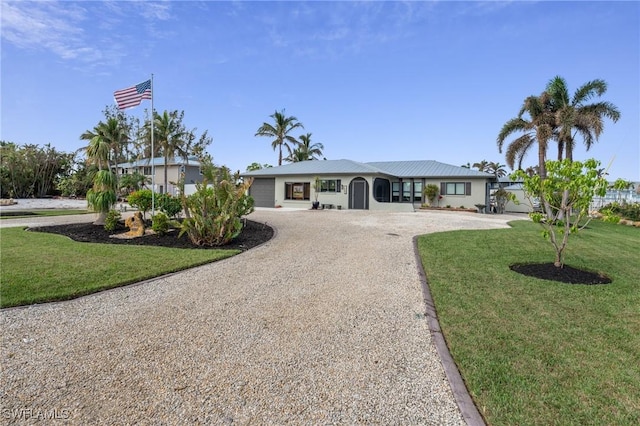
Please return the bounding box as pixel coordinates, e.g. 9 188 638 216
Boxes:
151 73 155 217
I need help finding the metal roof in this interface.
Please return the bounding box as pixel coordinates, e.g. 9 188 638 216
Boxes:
242 159 493 179
116 157 201 168
242 159 387 177
366 160 493 178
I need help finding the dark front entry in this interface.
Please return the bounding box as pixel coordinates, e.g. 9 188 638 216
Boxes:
349 178 369 210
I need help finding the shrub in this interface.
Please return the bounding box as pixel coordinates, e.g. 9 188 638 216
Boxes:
599 202 640 222
157 193 183 218
423 184 439 206
104 209 121 232
127 189 153 219
601 209 621 224
178 165 255 246
151 212 171 235
622 203 640 221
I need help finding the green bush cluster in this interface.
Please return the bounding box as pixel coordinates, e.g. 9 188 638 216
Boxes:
157 193 183 218
151 212 171 235
127 189 153 218
178 165 254 246
599 202 640 222
104 209 121 232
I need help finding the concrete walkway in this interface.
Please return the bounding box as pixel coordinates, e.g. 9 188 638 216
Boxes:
1 208 523 424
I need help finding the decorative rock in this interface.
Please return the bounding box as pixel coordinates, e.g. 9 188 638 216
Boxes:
125 212 145 237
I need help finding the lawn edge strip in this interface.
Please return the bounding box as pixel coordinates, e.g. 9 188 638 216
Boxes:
0 253 239 310
412 235 486 426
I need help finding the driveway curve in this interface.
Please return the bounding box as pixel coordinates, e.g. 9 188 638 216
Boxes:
1 209 522 424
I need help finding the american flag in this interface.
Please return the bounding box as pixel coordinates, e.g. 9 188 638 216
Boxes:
114 79 152 110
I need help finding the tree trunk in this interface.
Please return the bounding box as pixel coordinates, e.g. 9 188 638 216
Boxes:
93 211 107 226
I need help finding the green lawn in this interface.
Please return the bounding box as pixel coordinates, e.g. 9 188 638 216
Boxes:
417 220 639 426
0 227 239 308
0 209 90 219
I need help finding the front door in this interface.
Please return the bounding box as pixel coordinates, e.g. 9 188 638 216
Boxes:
349 178 369 209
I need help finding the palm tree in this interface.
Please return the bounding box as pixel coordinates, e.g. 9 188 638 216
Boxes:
80 117 129 170
80 120 123 224
486 161 507 179
255 110 304 166
152 110 189 193
546 76 620 162
286 133 324 162
497 92 556 179
525 165 539 177
472 160 489 172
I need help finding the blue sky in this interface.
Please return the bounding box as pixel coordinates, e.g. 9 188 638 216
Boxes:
1 1 638 180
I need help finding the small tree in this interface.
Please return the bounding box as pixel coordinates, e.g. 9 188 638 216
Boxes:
511 159 608 267
423 184 439 206
127 189 153 219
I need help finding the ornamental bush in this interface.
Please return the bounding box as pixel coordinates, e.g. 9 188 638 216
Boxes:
151 212 171 235
178 164 254 246
157 193 183 218
104 209 121 232
127 189 153 219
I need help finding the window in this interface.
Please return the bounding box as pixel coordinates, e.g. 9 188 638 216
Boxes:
402 182 411 201
285 182 311 200
413 182 422 202
392 182 400 202
320 179 341 192
441 182 471 196
373 178 390 202
143 166 152 175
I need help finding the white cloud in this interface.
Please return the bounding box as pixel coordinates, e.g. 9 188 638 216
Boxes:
0 2 98 60
0 0 172 69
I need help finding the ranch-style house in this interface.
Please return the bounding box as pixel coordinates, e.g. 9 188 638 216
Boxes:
242 159 495 211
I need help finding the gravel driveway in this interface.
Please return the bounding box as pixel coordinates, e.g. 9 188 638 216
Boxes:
1 208 522 424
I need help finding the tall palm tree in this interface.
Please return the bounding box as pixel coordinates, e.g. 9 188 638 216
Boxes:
546 76 620 161
497 92 556 179
152 110 189 193
255 110 304 166
286 133 324 162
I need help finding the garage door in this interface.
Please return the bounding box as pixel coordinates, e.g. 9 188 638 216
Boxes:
250 178 276 207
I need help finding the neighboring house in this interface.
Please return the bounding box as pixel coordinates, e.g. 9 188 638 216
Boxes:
115 157 202 195
241 159 495 211
500 183 540 213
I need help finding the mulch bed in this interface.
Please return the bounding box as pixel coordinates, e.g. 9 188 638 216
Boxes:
510 263 612 285
28 219 274 251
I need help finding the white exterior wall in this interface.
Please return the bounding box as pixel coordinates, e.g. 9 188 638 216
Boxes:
267 175 489 211
503 188 534 213
273 175 352 209
423 179 488 208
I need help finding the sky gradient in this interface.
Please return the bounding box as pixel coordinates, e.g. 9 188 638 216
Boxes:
1 1 638 180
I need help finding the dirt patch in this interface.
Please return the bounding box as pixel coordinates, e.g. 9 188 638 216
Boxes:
28 219 274 251
510 263 612 285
